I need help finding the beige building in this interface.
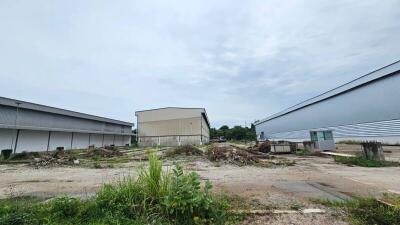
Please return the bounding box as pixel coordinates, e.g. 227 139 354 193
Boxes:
135 107 210 147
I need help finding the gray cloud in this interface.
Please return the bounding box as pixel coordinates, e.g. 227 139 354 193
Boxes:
0 0 399 128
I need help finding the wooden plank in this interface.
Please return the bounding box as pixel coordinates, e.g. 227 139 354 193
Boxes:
320 152 355 157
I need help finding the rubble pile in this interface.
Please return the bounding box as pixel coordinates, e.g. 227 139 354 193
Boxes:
251 141 271 153
31 149 79 168
207 145 271 166
207 144 295 167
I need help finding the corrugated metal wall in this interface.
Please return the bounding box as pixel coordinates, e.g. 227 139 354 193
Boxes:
103 134 115 146
256 73 400 143
49 131 73 150
90 134 103 147
17 130 49 152
0 128 130 152
72 133 90 149
0 105 131 135
0 128 15 150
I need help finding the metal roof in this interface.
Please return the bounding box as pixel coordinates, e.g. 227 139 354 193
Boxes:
0 96 133 126
255 60 400 126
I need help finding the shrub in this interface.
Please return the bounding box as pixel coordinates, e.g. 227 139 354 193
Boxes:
50 196 81 218
163 164 229 224
0 197 44 225
0 153 231 225
96 153 229 224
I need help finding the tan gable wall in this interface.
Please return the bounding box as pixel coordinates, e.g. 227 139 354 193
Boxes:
136 108 205 123
138 117 201 137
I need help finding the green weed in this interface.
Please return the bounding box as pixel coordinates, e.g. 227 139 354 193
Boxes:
317 197 400 225
334 156 400 167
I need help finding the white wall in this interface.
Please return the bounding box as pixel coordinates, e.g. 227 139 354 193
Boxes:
0 128 15 150
16 130 48 152
89 134 103 147
123 135 131 146
72 133 90 149
103 134 115 146
114 135 124 146
49 131 72 150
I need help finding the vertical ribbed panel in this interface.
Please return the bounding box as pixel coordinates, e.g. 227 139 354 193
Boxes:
265 119 400 142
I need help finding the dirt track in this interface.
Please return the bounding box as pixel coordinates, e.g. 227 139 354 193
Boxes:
1 150 399 201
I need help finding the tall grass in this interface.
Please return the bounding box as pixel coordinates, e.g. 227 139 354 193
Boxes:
0 153 231 225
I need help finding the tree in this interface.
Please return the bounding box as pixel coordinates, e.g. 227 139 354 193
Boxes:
209 124 256 141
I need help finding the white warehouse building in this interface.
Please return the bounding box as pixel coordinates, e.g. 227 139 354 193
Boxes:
0 97 133 153
255 60 400 144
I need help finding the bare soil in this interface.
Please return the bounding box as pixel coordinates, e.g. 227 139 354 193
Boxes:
1 143 399 224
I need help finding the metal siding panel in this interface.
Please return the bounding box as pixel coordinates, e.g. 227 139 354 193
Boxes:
0 105 132 135
0 105 17 127
0 96 133 126
123 136 131 146
90 134 103 147
49 131 72 150
72 133 89 149
0 128 15 150
103 134 114 146
136 108 204 123
114 135 124 146
256 74 400 139
16 130 49 152
261 119 400 144
257 63 400 124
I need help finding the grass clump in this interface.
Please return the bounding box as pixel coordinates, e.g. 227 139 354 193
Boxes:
334 156 400 167
317 196 400 225
295 149 310 156
0 153 232 225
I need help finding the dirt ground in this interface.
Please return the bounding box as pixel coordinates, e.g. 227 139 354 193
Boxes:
1 143 399 224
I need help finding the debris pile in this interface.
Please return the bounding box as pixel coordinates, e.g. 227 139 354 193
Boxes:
164 145 204 157
31 149 79 168
207 145 269 166
88 147 123 158
207 144 295 167
256 141 271 153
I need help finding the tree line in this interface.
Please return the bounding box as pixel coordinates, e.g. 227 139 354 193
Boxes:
210 124 257 141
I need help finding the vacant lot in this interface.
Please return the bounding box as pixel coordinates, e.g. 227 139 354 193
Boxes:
1 143 399 224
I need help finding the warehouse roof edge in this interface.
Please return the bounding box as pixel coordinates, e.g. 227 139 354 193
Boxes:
255 59 400 125
0 96 133 126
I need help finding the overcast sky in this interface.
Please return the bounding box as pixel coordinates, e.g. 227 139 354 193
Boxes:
0 0 399 128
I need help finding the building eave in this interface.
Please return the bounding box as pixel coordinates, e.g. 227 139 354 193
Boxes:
0 96 133 127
